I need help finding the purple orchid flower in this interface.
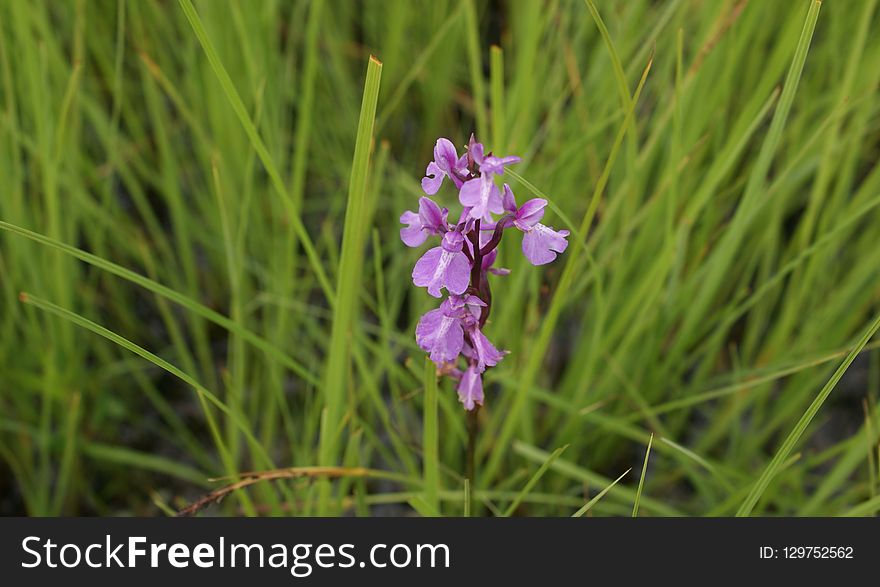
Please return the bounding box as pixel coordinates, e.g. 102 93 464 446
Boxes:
422 138 468 195
463 322 506 372
415 303 464 364
415 295 486 365
468 138 521 176
501 183 569 266
522 223 570 265
400 197 448 247
451 292 487 320
458 176 503 223
405 135 568 410
412 230 471 298
458 137 519 222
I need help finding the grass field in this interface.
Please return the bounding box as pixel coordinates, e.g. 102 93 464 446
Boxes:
1 0 880 517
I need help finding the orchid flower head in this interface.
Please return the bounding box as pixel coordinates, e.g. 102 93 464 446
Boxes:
404 134 568 409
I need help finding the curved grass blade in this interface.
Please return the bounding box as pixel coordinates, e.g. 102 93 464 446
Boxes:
177 0 334 304
502 444 568 517
583 0 632 110
632 433 653 517
318 55 383 512
0 220 317 386
572 468 631 517
514 441 680 516
839 495 880 518
18 292 276 472
737 310 880 516
83 442 210 488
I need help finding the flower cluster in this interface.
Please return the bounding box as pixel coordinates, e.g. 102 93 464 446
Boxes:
401 135 569 410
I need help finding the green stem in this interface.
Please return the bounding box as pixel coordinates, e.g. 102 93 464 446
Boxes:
466 406 480 516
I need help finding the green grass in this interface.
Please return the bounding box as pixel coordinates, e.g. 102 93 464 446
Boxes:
632 433 653 517
422 358 441 515
1 0 880 517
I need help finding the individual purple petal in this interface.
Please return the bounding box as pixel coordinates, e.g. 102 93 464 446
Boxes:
522 223 570 266
400 210 427 247
501 183 517 214
464 294 487 308
500 155 521 166
412 247 443 291
458 177 484 211
412 248 470 298
440 259 471 295
457 365 484 411
459 175 501 222
514 198 547 231
467 325 506 372
468 135 484 165
416 308 464 364
421 161 443 195
488 184 504 216
418 197 447 233
479 154 521 176
412 232 472 297
434 138 459 173
422 138 466 193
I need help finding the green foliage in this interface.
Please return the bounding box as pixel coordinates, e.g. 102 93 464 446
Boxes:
1 0 879 517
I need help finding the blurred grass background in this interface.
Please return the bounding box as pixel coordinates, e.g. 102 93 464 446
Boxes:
1 0 880 516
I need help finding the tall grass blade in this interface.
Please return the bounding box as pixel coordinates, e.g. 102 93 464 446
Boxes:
318 56 383 512
737 310 880 516
632 433 653 517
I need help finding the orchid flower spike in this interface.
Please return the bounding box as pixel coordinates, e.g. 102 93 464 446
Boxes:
403 135 569 410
